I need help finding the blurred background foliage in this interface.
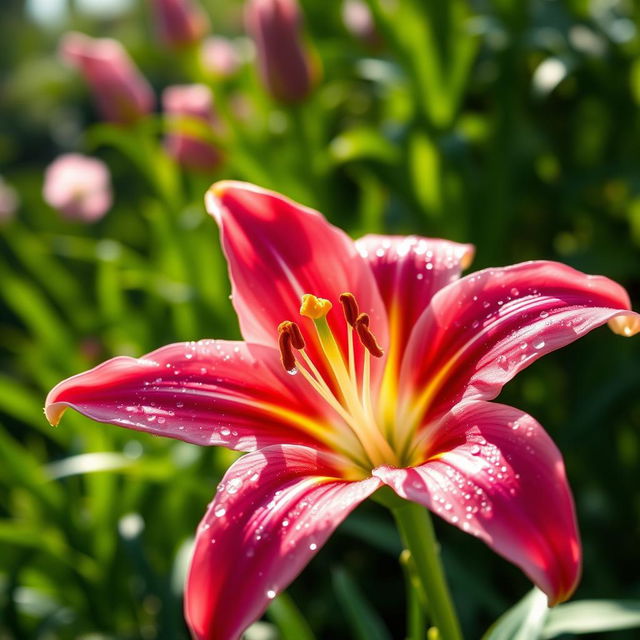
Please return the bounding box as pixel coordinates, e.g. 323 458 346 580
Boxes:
1 0 640 638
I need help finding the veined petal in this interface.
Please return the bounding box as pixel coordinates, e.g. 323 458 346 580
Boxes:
205 181 388 385
186 444 380 640
399 261 640 427
355 235 473 421
374 401 580 605
45 340 350 453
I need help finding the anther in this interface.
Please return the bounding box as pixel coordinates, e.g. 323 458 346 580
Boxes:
339 293 359 327
278 329 297 371
300 294 332 319
355 313 384 357
288 322 306 349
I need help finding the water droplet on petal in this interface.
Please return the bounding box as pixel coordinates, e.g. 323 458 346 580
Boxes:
214 507 226 518
470 445 481 455
533 338 545 349
309 542 317 551
266 589 276 599
287 367 298 376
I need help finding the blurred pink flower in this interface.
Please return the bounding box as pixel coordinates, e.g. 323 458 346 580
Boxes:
342 0 381 49
43 154 112 222
151 0 210 49
163 84 223 172
201 36 241 78
245 0 318 103
60 32 154 125
0 177 19 224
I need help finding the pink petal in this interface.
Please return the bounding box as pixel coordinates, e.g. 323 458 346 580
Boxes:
45 340 347 452
399 261 640 423
355 235 473 410
374 401 580 605
205 181 388 383
186 444 380 640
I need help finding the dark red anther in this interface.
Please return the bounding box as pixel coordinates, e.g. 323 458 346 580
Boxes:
278 329 297 371
339 292 359 327
355 313 383 357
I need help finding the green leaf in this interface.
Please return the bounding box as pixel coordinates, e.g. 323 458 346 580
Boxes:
542 600 640 638
332 567 392 640
482 588 549 640
266 591 316 640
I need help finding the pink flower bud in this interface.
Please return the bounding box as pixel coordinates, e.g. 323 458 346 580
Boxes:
60 32 154 125
245 0 318 103
162 84 223 172
342 0 381 49
201 36 241 78
0 177 19 224
151 0 210 50
43 154 112 222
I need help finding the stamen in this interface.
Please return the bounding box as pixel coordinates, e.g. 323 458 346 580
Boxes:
278 329 296 372
278 320 305 349
339 293 359 327
300 294 332 319
355 313 384 357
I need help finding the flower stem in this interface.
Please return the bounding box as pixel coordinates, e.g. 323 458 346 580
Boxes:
391 501 463 640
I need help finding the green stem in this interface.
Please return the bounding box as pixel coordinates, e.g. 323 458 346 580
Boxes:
391 501 463 640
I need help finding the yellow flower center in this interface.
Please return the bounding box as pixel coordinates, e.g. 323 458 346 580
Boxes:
278 293 400 472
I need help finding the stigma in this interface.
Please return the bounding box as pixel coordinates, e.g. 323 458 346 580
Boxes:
277 292 398 469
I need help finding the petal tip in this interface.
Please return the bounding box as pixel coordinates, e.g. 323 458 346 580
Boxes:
44 401 66 426
204 180 265 222
608 312 640 337
460 244 475 270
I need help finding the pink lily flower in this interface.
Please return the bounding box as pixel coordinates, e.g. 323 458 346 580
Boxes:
60 32 154 126
245 0 318 103
43 153 112 222
151 0 210 50
45 182 639 640
162 84 224 172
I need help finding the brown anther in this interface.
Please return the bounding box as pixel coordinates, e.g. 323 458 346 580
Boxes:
288 322 306 350
278 329 297 371
355 313 384 357
339 293 359 327
356 312 369 327
278 320 305 350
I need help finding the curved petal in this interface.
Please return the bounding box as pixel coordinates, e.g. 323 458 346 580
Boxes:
204 181 388 386
399 261 640 427
186 445 380 640
45 340 354 453
374 401 580 605
355 235 473 420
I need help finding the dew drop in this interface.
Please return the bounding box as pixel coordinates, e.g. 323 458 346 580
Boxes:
266 589 276 599
214 507 226 518
309 542 317 551
539 310 549 318
221 427 231 436
470 445 481 455
157 417 166 425
532 338 545 350
510 287 519 296
287 367 298 376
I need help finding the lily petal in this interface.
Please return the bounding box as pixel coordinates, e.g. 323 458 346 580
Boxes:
186 444 380 640
355 235 473 419
204 181 388 384
374 401 580 605
45 340 348 452
399 260 640 425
